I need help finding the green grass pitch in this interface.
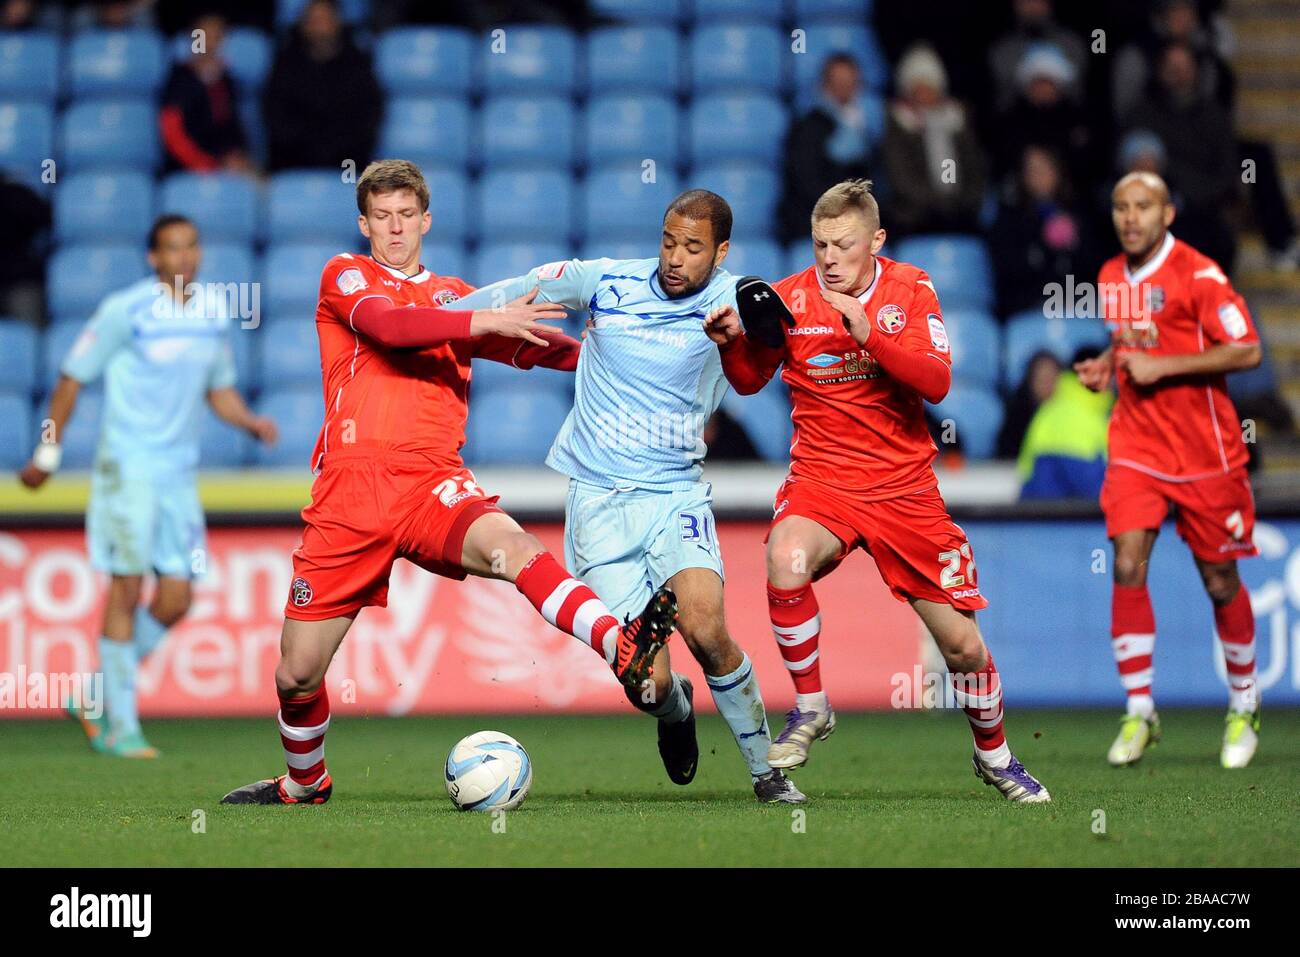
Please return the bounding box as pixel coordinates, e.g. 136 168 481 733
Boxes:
3 709 1296 867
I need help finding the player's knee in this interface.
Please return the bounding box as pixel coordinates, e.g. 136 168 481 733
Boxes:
275 658 323 696
766 537 814 589
935 622 985 673
676 616 732 671
500 532 544 577
151 597 191 628
1201 565 1240 605
1113 552 1148 587
109 576 144 609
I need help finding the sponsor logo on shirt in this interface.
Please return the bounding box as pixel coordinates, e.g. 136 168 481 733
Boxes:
538 261 568 280
290 577 313 607
806 353 841 367
927 314 949 353
803 350 881 383
876 304 906 334
788 325 837 335
1218 302 1248 340
336 268 367 295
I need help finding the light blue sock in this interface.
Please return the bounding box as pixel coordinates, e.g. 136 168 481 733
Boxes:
99 637 140 738
706 653 772 779
648 673 691 723
132 606 168 662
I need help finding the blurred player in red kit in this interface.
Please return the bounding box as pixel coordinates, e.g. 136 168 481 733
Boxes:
705 179 1050 802
1075 171 1263 769
222 160 678 805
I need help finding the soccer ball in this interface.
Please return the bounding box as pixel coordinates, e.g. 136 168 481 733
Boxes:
444 730 533 812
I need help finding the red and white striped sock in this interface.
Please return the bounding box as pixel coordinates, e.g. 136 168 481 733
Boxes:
1215 585 1257 713
1112 584 1156 718
950 653 1008 767
768 582 823 701
516 552 620 665
278 684 330 797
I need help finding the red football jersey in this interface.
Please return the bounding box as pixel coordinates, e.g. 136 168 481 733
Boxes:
772 256 952 499
1099 233 1257 481
311 253 477 471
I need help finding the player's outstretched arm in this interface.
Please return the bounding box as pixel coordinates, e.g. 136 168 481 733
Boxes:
207 387 279 445
466 289 569 347
819 288 952 404
19 374 80 489
1117 342 1261 387
705 304 783 395
349 290 565 349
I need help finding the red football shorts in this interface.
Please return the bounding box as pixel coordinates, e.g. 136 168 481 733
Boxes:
1100 463 1257 562
768 476 988 611
285 450 504 620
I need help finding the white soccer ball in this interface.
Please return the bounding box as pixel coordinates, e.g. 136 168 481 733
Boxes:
444 730 533 812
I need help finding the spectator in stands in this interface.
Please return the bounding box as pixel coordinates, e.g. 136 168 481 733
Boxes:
0 172 50 325
997 350 1060 460
1124 41 1237 270
989 0 1087 113
159 13 250 173
263 0 383 172
990 144 1098 317
1113 0 1235 121
879 44 986 237
1017 347 1112 500
72 0 154 32
2 0 38 29
994 43 1096 192
780 54 879 242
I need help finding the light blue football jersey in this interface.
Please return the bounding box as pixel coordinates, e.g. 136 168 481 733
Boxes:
60 277 237 473
456 258 739 490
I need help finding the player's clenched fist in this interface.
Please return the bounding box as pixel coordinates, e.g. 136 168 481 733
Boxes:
1074 350 1114 392
470 287 568 346
703 304 742 345
819 288 870 346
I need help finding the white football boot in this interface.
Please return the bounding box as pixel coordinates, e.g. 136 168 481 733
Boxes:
1108 711 1161 767
1221 708 1260 769
767 706 836 769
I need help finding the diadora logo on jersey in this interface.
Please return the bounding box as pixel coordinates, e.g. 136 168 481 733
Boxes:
538 261 567 280
806 353 841 367
433 288 460 305
1219 302 1248 339
876 304 906 334
290 577 313 607
927 314 949 353
789 325 837 335
336 268 367 295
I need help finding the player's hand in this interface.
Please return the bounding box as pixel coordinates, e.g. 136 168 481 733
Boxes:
1073 353 1113 391
703 305 742 345
819 288 870 345
249 416 279 445
471 288 567 347
18 462 51 490
1117 351 1165 387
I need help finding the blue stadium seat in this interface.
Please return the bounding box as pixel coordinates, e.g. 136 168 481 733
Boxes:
376 27 474 95
378 97 471 167
476 169 573 244
590 0 686 23
930 384 1003 460
1002 312 1110 390
793 0 874 19
891 235 994 311
276 0 369 28
159 172 259 244
579 240 647 263
262 244 337 318
258 318 322 389
200 407 251 468
941 309 1001 390
0 102 53 178
0 322 39 395
0 392 34 468
66 29 165 98
721 375 792 462
481 96 574 168
410 166 468 242
785 240 812 277
240 95 266 167
481 25 578 95
690 24 784 93
464 384 572 465
254 387 324 467
721 240 782 280
587 26 680 95
470 241 568 288
54 172 154 245
694 0 785 21
791 22 888 93
228 323 259 395
266 171 359 246
583 95 678 167
59 391 103 469
200 242 257 288
688 161 780 239
425 242 468 281
59 99 158 172
46 244 149 321
224 27 272 92
0 31 59 101
41 320 87 387
582 166 681 243
688 94 788 164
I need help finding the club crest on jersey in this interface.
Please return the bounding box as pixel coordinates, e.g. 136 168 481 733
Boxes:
432 288 460 305
876 304 906 334
290 577 313 607
806 353 841 367
335 268 367 295
927 314 949 352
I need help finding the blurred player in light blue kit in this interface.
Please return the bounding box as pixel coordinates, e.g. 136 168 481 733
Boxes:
19 215 277 757
455 190 804 803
